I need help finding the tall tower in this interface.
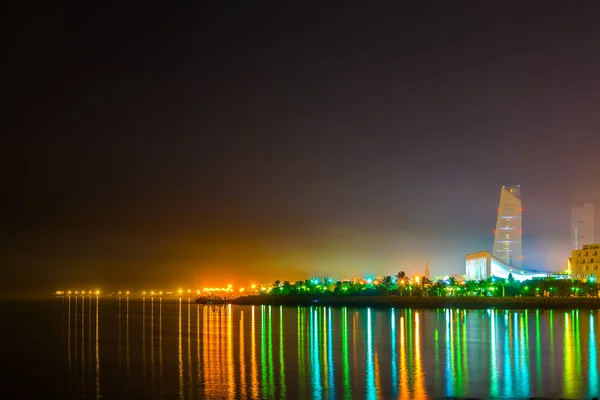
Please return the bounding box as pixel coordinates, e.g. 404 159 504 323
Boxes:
571 203 595 250
424 262 430 279
493 185 522 268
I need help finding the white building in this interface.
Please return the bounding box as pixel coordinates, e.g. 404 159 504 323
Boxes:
571 203 594 250
466 251 547 282
492 185 522 268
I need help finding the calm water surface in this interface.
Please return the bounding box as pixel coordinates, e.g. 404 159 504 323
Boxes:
4 298 600 399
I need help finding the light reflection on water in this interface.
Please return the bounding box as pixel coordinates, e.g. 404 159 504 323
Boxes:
50 301 600 398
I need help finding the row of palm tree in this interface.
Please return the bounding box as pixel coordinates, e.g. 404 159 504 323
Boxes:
263 274 599 298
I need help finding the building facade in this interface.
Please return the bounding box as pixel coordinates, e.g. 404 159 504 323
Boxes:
571 203 595 250
570 243 600 280
466 251 547 281
493 185 522 268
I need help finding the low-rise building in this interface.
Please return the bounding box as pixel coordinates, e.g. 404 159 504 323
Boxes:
466 251 548 281
570 243 600 280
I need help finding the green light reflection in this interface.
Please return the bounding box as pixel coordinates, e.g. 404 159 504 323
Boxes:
445 309 453 396
279 306 286 398
341 307 350 399
390 309 398 398
310 307 322 399
297 306 305 399
261 306 267 399
535 310 541 391
589 313 598 398
489 310 498 397
327 307 335 399
519 312 530 395
365 308 376 400
268 306 274 398
503 311 512 398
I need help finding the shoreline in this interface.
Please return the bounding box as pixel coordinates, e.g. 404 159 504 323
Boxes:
204 295 600 310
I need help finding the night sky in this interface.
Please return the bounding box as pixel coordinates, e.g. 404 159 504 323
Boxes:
4 2 600 293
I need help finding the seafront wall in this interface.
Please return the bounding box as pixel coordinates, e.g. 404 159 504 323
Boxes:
225 295 600 309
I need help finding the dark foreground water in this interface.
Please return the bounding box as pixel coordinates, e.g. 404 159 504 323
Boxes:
4 298 600 399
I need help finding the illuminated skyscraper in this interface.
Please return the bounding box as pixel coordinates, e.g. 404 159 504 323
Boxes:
492 185 522 268
571 203 594 250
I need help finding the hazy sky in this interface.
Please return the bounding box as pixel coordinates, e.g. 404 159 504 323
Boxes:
4 2 600 292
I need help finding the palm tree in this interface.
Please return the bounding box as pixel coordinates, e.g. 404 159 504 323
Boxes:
381 275 394 296
396 271 407 282
272 280 281 290
476 279 486 296
433 280 446 297
465 280 478 296
420 277 432 296
282 281 293 295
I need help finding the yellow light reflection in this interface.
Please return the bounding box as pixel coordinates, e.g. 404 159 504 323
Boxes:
159 297 163 396
151 297 155 392
399 315 409 399
142 296 147 386
195 304 199 399
126 296 130 387
251 306 258 398
374 351 382 398
68 295 72 387
178 299 183 400
74 293 78 363
81 295 86 396
227 305 234 399
95 296 100 399
240 310 246 399
202 307 208 398
414 312 426 397
564 312 574 397
187 301 192 399
118 297 122 373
